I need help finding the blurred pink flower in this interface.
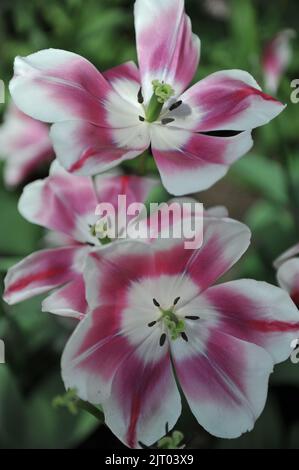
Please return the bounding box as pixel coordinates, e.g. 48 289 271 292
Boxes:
9 0 285 195
262 29 295 93
0 103 53 187
3 162 157 318
275 243 299 306
62 220 299 448
203 0 230 20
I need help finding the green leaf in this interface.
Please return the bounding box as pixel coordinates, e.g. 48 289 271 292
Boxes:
0 367 98 449
229 153 287 205
245 200 295 260
230 0 259 68
0 185 42 256
0 257 22 272
145 184 170 208
288 423 299 449
26 373 99 449
271 360 299 387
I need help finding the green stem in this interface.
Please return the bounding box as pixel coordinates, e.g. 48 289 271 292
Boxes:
139 151 148 176
77 399 104 422
275 119 299 235
285 157 299 236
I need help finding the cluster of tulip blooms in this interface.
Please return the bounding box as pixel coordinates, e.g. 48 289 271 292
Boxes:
1 0 299 449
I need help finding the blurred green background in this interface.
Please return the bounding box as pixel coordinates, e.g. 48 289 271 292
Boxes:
0 0 299 449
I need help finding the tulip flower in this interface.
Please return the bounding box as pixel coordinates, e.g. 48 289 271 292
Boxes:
275 243 299 306
9 0 285 195
0 103 53 187
62 218 299 448
262 29 295 93
3 162 157 318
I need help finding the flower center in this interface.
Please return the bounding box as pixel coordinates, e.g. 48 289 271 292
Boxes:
146 80 175 123
148 297 201 346
161 308 185 340
148 297 192 346
138 80 182 125
89 220 111 245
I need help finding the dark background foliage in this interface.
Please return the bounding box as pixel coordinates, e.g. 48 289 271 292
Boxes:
0 0 299 449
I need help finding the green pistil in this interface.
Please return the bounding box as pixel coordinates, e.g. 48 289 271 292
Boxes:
161 309 185 341
89 222 111 245
146 80 175 123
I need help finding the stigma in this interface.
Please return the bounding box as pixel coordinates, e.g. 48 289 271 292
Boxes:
150 297 188 344
137 80 179 124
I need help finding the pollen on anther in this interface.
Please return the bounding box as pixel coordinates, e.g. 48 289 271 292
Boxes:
153 298 160 307
161 118 175 125
138 88 144 104
169 100 182 111
181 332 188 342
185 315 200 320
160 333 167 346
139 115 145 122
173 297 180 306
148 321 157 327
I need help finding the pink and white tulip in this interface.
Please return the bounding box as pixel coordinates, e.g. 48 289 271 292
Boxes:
203 0 230 20
275 243 299 307
62 218 299 448
3 162 157 318
9 0 285 195
262 29 295 93
0 103 53 187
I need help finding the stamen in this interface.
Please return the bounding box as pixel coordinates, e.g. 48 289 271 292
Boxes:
173 297 180 306
138 88 144 104
148 321 157 327
153 298 160 307
185 316 200 320
139 115 145 122
169 100 182 111
161 118 175 125
160 333 167 347
181 332 188 342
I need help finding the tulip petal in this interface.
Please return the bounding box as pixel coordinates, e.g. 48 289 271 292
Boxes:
83 242 155 310
102 336 180 448
172 328 273 438
134 0 200 101
263 30 295 93
274 243 299 269
103 61 141 106
178 70 285 132
95 173 159 208
4 246 87 304
84 214 250 310
151 217 250 293
62 258 181 448
50 120 150 176
42 275 88 319
202 280 299 363
151 125 253 195
9 49 113 125
277 258 299 307
0 103 53 186
18 165 99 244
62 303 133 404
